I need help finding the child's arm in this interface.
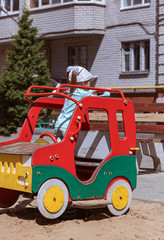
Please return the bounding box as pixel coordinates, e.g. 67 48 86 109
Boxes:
79 88 110 98
92 90 110 97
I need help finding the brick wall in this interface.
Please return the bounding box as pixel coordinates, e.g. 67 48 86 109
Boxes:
48 1 157 88
30 5 105 37
0 0 159 89
0 18 18 40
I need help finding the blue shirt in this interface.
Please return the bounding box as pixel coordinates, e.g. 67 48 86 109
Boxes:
55 88 110 135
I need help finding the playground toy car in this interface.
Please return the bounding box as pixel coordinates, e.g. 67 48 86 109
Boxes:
0 84 137 219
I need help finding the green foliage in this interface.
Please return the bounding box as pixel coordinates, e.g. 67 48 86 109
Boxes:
0 8 50 136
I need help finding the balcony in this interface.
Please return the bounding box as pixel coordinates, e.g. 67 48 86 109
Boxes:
0 0 106 42
0 0 105 15
31 0 106 39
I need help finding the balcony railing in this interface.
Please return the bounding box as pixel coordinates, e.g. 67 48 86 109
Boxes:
0 0 105 17
28 0 106 10
0 0 19 16
0 0 106 16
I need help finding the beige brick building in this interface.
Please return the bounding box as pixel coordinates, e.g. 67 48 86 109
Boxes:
0 0 163 88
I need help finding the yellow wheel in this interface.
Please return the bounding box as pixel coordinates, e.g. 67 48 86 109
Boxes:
37 179 68 219
106 179 132 216
112 185 129 210
43 186 65 213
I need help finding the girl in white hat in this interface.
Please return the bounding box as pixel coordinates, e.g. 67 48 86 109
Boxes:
54 66 110 141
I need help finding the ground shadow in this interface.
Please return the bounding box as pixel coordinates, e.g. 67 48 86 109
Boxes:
0 198 116 225
138 168 158 175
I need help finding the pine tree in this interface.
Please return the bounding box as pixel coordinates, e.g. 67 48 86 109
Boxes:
0 8 50 136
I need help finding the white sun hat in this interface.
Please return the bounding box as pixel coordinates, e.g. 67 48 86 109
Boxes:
67 66 93 83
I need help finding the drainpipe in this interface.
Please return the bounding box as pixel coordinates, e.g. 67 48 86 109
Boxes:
155 0 159 86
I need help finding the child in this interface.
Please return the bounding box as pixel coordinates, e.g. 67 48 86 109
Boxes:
54 66 110 141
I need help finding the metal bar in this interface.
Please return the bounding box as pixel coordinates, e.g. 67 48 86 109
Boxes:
71 199 112 209
110 85 164 90
24 84 125 105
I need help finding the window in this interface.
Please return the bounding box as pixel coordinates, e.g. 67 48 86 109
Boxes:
0 0 19 15
122 40 150 73
42 0 49 6
28 0 104 9
52 0 60 4
68 46 88 69
4 0 10 11
30 0 50 8
74 108 111 181
122 0 150 9
116 110 125 139
30 0 39 8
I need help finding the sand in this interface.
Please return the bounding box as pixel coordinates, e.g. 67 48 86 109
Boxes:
0 198 163 240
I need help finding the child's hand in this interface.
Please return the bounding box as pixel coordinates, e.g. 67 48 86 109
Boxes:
97 90 105 95
92 90 98 95
92 90 105 95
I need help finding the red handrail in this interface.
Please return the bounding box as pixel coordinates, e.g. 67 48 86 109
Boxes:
71 119 82 137
57 84 126 100
24 84 126 105
24 85 80 105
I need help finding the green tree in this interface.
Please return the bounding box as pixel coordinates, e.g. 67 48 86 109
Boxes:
0 8 50 136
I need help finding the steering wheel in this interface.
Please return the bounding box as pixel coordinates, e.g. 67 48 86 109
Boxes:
39 132 58 143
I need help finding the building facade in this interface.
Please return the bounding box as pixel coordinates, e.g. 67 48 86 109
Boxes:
0 0 163 88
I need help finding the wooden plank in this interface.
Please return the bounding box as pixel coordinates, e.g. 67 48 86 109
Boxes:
89 123 109 131
89 112 108 121
136 139 164 143
0 142 49 155
118 124 164 134
90 123 164 134
88 103 164 134
135 125 164 134
133 103 164 112
89 112 118 121
88 103 164 115
135 113 164 123
89 112 164 123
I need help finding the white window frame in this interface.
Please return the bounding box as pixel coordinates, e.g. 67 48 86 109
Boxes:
121 40 149 73
121 0 150 10
27 0 105 10
0 0 19 15
29 0 50 9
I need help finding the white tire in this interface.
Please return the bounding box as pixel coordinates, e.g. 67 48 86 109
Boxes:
106 179 132 216
37 179 69 219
